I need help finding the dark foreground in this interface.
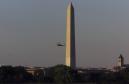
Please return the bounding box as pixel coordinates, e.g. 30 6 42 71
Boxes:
2 83 127 84
0 65 129 84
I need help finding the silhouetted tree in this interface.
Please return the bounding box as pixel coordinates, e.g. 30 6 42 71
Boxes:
51 65 74 83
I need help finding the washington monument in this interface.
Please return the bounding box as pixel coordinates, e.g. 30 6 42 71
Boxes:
65 3 76 69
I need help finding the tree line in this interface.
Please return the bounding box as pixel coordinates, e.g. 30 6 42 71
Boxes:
0 65 129 84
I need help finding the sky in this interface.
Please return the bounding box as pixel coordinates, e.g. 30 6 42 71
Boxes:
0 0 129 68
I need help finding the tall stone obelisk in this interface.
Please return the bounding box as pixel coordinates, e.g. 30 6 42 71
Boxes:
66 3 76 69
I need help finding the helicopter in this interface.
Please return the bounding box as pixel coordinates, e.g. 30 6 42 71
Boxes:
57 42 65 46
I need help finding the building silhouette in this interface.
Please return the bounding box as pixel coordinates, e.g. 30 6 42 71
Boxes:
118 54 124 67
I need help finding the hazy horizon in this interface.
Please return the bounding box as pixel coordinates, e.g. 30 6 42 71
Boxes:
0 0 129 68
